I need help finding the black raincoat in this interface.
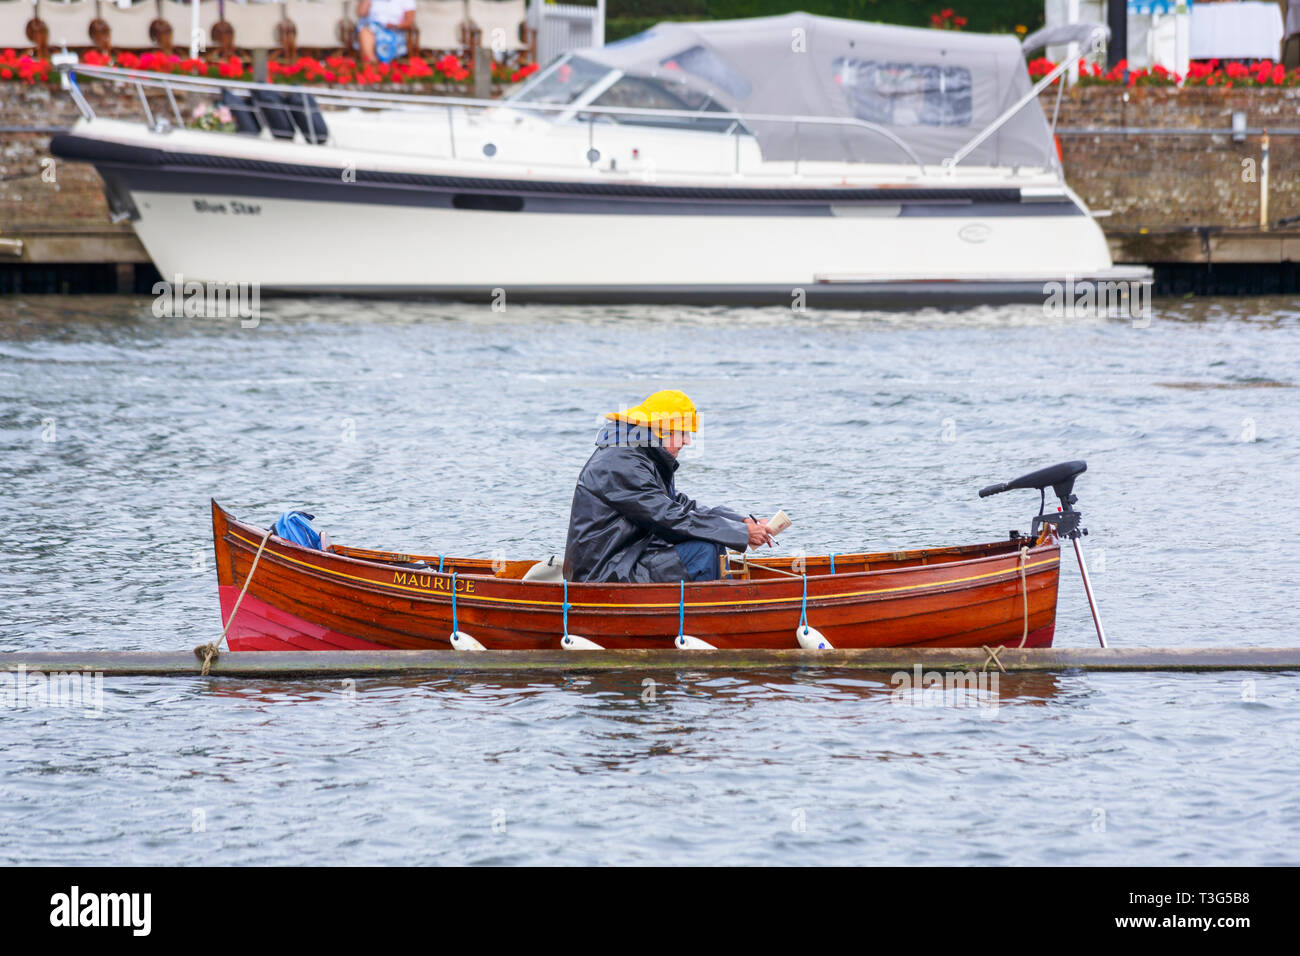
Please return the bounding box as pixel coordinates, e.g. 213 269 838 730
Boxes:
564 423 750 583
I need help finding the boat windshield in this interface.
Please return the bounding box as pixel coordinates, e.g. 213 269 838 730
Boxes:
584 75 744 133
506 55 612 107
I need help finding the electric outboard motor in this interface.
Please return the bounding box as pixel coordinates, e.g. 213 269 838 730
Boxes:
979 459 1108 647
979 460 1087 540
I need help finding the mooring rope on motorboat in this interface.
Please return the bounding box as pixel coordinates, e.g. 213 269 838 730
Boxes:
1018 545 1030 649
678 581 685 639
451 572 459 635
195 525 273 676
562 578 571 636
981 645 1007 673
798 573 809 637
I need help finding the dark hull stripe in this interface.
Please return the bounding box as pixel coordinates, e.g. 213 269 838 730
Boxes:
52 132 1082 218
252 280 1142 308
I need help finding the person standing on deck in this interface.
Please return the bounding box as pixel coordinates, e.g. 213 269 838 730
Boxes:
564 390 775 583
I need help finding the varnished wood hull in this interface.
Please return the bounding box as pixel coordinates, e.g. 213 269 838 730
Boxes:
211 501 1061 652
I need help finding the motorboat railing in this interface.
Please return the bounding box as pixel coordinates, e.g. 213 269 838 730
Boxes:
61 63 933 177
945 23 1109 171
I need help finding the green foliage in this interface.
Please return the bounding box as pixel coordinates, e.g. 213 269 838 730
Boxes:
606 1 1046 43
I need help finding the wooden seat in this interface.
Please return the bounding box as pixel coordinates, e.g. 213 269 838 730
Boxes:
465 0 524 52
153 0 223 54
223 0 284 48
465 0 532 75
33 0 95 50
0 0 38 53
281 0 344 58
97 0 158 51
412 0 466 55
202 0 283 57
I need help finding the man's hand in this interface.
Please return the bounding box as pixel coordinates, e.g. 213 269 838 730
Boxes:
745 517 775 549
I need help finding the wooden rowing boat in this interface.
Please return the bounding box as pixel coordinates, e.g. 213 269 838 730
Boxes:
211 500 1063 652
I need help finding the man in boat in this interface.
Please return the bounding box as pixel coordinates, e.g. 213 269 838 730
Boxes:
564 390 775 583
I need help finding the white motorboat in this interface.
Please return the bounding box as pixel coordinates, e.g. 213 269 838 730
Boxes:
52 13 1149 306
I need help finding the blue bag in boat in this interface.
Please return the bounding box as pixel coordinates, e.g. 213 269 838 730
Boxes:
273 510 322 550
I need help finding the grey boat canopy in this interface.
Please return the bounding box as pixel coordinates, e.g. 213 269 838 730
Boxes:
568 12 1055 168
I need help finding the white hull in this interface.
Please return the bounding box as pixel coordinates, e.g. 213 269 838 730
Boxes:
127 189 1120 293
54 75 1149 306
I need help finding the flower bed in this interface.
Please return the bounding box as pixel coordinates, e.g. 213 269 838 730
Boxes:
0 48 540 87
1028 57 1300 88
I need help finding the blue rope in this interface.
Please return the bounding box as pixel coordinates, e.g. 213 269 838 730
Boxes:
829 553 838 575
799 573 809 635
678 580 685 638
438 555 445 572
562 578 570 635
451 572 459 634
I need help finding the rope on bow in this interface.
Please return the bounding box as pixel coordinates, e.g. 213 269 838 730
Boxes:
799 573 809 636
829 553 837 575
1017 545 1030 649
678 580 685 638
562 578 571 635
451 571 459 634
197 523 273 676
438 555 445 572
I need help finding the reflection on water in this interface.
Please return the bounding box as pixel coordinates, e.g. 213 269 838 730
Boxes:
1 294 1298 864
205 669 1070 709
2 669 1297 865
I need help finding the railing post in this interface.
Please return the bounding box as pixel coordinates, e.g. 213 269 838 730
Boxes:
447 104 456 159
135 81 155 129
165 82 183 128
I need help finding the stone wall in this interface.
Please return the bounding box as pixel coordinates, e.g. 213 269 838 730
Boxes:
1046 85 1300 230
0 81 476 238
3 81 1300 256
1 84 118 234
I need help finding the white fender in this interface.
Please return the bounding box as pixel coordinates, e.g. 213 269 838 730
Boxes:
675 635 716 650
450 631 486 651
561 634 604 650
522 556 564 582
796 625 834 651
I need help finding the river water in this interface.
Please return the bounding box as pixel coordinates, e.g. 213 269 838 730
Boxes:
1 295 1297 865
